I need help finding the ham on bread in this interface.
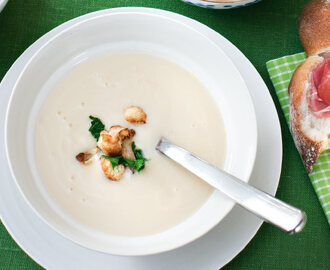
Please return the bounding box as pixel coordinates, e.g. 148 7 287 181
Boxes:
289 0 330 173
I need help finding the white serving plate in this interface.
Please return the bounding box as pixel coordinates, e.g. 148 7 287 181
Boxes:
0 0 8 12
0 8 282 269
4 7 257 255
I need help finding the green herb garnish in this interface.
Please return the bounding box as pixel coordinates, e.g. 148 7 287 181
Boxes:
134 158 146 172
122 158 136 168
131 142 148 172
102 155 122 168
102 141 148 172
89 115 105 140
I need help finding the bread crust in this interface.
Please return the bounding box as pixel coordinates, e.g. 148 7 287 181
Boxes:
298 0 330 56
289 56 326 173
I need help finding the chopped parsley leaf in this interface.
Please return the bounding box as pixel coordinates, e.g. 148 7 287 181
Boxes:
89 115 105 140
135 158 146 172
102 155 121 168
123 158 136 168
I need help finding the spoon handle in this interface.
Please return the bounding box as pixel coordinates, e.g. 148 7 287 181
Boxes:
156 137 306 234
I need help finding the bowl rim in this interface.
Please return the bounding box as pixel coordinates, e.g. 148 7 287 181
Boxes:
4 7 257 256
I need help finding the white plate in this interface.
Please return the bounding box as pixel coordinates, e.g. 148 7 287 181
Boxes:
0 0 8 12
0 8 282 269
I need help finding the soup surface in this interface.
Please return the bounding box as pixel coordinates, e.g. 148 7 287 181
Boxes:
35 52 226 236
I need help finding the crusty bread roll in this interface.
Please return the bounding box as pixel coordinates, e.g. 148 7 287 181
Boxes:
298 0 330 57
289 0 330 173
289 56 329 172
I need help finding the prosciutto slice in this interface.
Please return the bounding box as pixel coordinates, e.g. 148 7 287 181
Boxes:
309 57 330 118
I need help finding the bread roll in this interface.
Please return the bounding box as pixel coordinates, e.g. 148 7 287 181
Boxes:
289 56 330 173
298 0 330 57
289 0 330 173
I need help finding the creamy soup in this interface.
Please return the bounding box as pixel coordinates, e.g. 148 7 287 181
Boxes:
35 52 226 236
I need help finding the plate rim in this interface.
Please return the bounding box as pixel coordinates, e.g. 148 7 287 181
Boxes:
0 0 8 12
0 7 282 269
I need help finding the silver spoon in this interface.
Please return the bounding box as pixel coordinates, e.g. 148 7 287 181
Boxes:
156 137 306 234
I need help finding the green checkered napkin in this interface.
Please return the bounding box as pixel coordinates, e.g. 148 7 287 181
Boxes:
266 53 330 225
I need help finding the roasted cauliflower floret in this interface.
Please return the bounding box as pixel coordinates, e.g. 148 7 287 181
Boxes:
100 157 125 181
97 130 121 156
75 148 99 165
121 129 136 160
97 125 134 156
124 106 147 124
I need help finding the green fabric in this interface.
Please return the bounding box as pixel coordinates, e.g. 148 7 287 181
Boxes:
266 53 330 225
0 0 329 269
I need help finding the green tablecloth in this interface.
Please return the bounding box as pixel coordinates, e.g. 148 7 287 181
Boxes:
0 0 329 269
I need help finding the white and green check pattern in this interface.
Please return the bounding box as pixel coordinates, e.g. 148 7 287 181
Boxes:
266 53 330 225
